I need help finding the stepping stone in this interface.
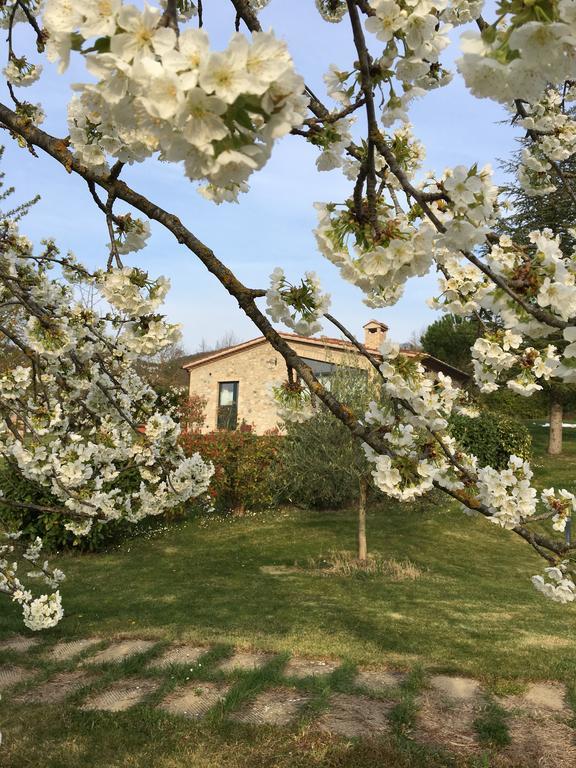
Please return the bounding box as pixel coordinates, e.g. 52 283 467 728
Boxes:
355 668 405 693
14 670 94 704
430 675 481 701
413 690 480 756
283 657 339 679
0 665 35 692
47 638 103 663
232 687 310 726
499 682 569 716
148 643 209 670
81 678 159 711
160 681 231 719
523 682 567 713
84 639 156 666
317 693 392 738
217 651 271 674
0 635 39 653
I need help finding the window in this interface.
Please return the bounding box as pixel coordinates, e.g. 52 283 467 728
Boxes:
217 381 239 430
301 357 337 388
300 357 367 391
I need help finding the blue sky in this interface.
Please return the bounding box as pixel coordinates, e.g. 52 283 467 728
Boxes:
3 0 519 351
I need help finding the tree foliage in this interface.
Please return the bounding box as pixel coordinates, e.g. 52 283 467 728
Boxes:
421 315 481 374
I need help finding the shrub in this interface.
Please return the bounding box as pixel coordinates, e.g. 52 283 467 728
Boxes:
278 364 380 511
480 384 576 419
449 412 532 469
179 428 281 513
179 392 207 433
479 388 549 419
279 418 360 509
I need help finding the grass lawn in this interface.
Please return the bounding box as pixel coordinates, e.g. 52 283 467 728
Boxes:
528 419 576 493
1 421 575 767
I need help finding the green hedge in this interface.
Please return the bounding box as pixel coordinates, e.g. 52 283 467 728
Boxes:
479 388 549 419
179 429 281 514
449 412 532 469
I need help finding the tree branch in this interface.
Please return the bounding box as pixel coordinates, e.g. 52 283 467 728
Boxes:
0 100 387 452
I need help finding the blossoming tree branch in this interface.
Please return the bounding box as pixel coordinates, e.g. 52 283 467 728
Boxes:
1 0 576 630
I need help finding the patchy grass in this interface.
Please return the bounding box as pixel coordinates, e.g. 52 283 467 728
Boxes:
303 549 423 580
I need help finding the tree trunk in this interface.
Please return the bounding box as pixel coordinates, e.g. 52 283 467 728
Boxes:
357 476 367 562
548 396 563 456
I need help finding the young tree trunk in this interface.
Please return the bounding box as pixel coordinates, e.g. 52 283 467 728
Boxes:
357 476 367 562
548 395 563 456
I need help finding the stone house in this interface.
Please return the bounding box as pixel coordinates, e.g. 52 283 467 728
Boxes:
183 320 468 434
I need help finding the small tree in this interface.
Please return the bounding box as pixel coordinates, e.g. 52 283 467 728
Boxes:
280 362 382 562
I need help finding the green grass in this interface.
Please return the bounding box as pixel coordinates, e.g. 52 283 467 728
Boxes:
473 700 511 748
3 498 574 681
527 419 576 492
1 422 575 767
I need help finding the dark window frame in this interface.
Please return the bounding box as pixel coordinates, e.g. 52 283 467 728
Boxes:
217 381 239 430
299 357 368 391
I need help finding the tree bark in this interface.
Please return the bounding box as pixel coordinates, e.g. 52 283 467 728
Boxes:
548 396 563 456
358 476 367 562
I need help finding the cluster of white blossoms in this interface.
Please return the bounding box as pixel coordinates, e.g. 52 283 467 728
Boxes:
515 88 576 196
1 533 65 631
428 164 499 252
541 488 576 533
313 117 355 172
3 57 42 87
98 265 169 316
269 380 315 424
428 227 576 393
338 123 426 184
471 334 560 397
429 253 489 316
314 1 481 168
110 216 151 255
0 0 45 126
516 89 576 196
314 161 497 309
486 229 576 330
532 563 576 604
0 218 214 628
314 201 436 308
265 268 331 336
476 456 537 529
457 2 576 106
362 0 473 125
41 0 308 202
361 338 481 500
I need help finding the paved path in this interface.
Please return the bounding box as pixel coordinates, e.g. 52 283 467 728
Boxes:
1 634 574 767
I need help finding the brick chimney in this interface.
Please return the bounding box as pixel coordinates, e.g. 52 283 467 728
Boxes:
363 320 388 351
